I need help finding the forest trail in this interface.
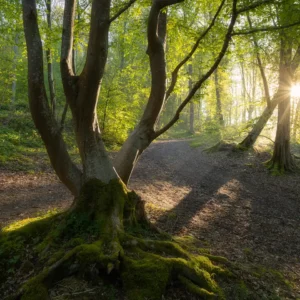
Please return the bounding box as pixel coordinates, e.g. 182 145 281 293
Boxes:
1 139 300 297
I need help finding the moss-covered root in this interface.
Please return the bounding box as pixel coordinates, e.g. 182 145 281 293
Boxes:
20 238 124 300
18 235 229 300
204 140 241 153
264 159 297 175
121 237 228 300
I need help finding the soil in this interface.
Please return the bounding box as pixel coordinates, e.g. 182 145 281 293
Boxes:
1 139 300 298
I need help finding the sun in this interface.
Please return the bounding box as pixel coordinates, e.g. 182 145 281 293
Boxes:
291 84 300 97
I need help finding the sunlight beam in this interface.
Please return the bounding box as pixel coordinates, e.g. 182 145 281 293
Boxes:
291 84 300 98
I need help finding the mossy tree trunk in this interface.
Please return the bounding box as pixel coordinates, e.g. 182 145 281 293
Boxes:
19 0 242 298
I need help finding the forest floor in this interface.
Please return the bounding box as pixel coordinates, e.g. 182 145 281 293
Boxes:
0 139 300 299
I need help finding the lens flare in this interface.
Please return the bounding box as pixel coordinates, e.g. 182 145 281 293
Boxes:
291 84 300 97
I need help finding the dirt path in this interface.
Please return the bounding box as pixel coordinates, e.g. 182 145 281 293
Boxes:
1 139 300 297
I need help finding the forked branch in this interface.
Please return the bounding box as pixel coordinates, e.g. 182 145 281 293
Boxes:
155 0 239 138
237 0 275 14
110 0 137 23
165 0 226 100
246 12 271 108
232 20 300 36
61 0 76 85
22 0 82 196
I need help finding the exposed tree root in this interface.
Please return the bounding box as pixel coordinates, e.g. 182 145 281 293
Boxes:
1 180 232 300
11 232 230 300
265 156 298 175
1 215 233 300
204 140 244 153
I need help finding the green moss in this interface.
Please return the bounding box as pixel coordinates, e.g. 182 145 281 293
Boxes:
122 252 171 300
2 211 58 236
236 143 249 151
66 237 85 247
264 160 284 175
46 250 65 266
121 236 227 300
75 242 103 264
22 270 49 300
178 275 217 298
0 212 60 285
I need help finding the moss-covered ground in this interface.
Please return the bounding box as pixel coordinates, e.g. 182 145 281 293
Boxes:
0 205 293 300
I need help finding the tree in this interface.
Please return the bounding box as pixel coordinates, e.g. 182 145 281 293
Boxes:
267 37 298 172
238 2 300 150
6 0 276 298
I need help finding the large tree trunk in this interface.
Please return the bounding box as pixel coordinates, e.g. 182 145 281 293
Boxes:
268 39 296 172
270 95 295 171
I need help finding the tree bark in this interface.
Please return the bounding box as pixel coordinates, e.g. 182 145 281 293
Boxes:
11 35 19 104
188 64 195 133
45 0 56 116
268 39 295 171
22 0 82 196
214 68 224 126
115 6 170 184
239 96 278 148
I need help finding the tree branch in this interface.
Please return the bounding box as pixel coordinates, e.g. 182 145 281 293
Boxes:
154 0 184 9
237 0 275 14
232 20 300 36
165 0 226 100
60 0 76 98
140 1 172 128
109 0 137 23
291 45 300 73
22 0 82 196
246 12 271 108
78 0 111 115
154 0 238 138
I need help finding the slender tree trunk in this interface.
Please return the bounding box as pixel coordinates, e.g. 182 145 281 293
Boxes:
60 103 69 132
45 0 56 116
11 35 19 104
214 68 224 126
198 97 202 131
102 90 110 132
239 97 278 148
115 9 168 184
240 61 247 123
188 64 195 133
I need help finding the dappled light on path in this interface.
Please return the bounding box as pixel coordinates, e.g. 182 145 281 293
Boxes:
1 139 299 296
0 171 72 226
